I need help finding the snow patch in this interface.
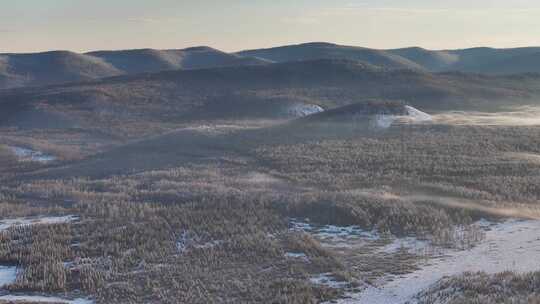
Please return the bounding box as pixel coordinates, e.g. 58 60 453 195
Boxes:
290 218 483 254
380 237 431 255
381 223 486 255
287 104 324 117
0 216 79 232
289 219 382 250
176 231 223 253
0 295 93 304
176 231 195 253
8 146 56 163
290 219 380 241
310 273 349 289
372 106 432 129
405 106 432 122
0 266 17 287
285 252 309 260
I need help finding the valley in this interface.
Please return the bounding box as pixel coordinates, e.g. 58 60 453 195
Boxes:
3 43 540 304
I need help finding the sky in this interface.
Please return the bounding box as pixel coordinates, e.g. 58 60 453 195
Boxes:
1 0 540 53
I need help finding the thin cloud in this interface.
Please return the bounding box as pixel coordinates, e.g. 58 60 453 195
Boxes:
126 18 158 23
85 17 182 25
320 3 540 15
126 17 183 24
302 5 540 21
323 7 451 15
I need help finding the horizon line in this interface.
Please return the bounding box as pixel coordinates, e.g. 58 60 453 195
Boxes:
3 41 540 55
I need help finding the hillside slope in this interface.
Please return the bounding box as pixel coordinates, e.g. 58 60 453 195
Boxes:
239 43 540 74
389 46 540 73
86 46 268 74
0 47 267 89
5 44 540 90
237 42 426 70
447 47 540 72
0 51 122 89
387 47 460 71
462 51 540 75
2 59 540 138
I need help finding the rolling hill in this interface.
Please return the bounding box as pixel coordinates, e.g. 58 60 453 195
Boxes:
387 46 540 72
459 51 540 75
387 47 460 72
237 42 426 70
446 47 540 72
2 59 540 139
0 51 122 89
239 43 540 74
237 42 540 75
0 47 267 89
86 46 268 74
4 43 540 90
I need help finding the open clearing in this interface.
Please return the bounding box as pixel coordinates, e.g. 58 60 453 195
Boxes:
330 219 540 304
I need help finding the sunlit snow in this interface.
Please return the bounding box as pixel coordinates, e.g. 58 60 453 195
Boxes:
8 146 56 163
0 216 79 232
327 219 540 304
373 106 432 129
0 265 17 287
287 104 324 117
0 295 93 304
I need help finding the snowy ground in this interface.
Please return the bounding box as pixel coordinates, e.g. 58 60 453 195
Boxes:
290 219 382 249
327 219 540 304
0 294 93 304
0 216 91 304
0 266 17 288
176 231 224 253
8 146 56 163
0 267 93 304
289 219 453 255
310 273 350 289
373 106 432 129
290 220 380 241
0 216 79 232
286 103 324 117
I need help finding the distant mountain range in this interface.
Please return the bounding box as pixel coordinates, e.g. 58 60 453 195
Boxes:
237 42 425 71
0 47 268 89
2 42 540 90
240 43 540 74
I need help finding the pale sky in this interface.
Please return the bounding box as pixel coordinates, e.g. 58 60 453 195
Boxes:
1 0 540 53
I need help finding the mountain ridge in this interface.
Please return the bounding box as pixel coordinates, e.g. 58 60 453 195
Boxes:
4 42 540 90
0 46 268 89
2 58 540 138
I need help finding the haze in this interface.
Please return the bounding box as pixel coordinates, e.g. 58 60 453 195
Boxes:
2 0 540 53
6 1 540 303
